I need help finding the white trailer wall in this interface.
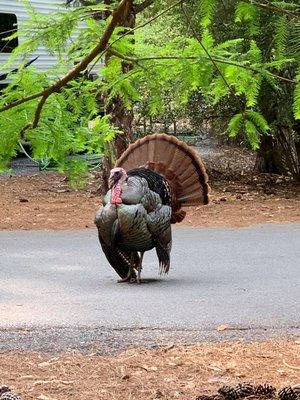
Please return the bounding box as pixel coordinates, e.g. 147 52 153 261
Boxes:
0 0 92 83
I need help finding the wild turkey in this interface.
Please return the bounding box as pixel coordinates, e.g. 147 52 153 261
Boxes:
95 133 209 282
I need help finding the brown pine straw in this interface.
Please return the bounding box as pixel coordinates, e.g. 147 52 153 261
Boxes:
1 339 299 400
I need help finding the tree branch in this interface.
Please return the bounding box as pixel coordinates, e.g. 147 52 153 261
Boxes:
134 0 154 14
0 0 133 143
32 95 47 128
106 0 183 52
0 91 45 113
243 0 300 19
108 45 296 85
181 4 243 107
0 0 182 116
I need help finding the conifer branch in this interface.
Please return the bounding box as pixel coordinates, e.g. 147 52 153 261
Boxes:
108 48 296 84
181 5 238 100
0 91 45 112
0 0 130 116
243 0 300 19
0 0 182 115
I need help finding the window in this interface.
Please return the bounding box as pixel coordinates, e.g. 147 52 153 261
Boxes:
0 13 18 53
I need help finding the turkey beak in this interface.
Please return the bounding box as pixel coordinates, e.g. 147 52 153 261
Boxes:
109 172 120 188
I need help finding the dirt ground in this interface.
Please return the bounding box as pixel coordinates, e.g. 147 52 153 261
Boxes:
0 170 299 230
1 339 299 400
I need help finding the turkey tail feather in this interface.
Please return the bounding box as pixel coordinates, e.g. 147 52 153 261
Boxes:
115 134 209 206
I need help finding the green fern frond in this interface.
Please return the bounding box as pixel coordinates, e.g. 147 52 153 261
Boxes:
271 1 300 11
227 113 243 137
213 38 244 52
202 28 214 49
265 59 295 68
211 76 230 104
293 70 300 120
235 2 259 36
247 40 262 64
245 76 261 107
290 21 300 61
274 15 288 60
246 110 270 133
259 69 280 90
199 0 217 28
245 120 260 149
222 64 261 107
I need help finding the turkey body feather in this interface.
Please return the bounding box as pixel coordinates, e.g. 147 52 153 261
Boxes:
95 172 172 280
95 134 209 282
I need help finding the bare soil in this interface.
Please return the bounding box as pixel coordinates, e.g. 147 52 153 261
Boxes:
1 340 299 400
0 145 299 230
0 170 299 230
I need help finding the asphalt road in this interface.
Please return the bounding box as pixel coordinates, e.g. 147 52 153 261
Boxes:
1 224 299 333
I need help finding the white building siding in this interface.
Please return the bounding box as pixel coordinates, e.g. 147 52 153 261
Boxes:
0 0 91 83
0 0 65 15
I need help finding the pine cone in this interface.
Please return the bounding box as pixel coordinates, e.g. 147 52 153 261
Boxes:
278 387 299 400
234 382 255 398
0 387 10 397
292 386 300 398
255 384 276 398
218 386 239 400
0 392 21 400
196 395 224 400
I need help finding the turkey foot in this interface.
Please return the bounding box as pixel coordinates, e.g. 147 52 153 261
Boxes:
118 256 137 283
117 276 139 283
117 276 133 283
118 272 137 283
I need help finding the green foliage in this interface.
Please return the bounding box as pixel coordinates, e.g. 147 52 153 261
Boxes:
274 15 288 59
227 111 269 149
245 119 260 149
0 0 299 179
227 113 243 138
198 0 217 28
235 2 260 36
293 69 300 119
246 110 270 134
0 67 117 184
0 69 46 169
290 21 300 61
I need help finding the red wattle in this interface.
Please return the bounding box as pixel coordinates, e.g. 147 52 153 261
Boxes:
111 183 122 204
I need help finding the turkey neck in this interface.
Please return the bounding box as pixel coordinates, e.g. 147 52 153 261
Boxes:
111 182 122 204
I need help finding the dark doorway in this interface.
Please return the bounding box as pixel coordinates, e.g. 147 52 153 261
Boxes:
0 13 18 53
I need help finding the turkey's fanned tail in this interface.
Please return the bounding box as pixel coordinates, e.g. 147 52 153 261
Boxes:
115 134 209 209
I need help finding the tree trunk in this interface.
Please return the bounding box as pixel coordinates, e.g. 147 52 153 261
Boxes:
99 0 136 193
105 0 135 157
254 127 300 180
254 135 282 174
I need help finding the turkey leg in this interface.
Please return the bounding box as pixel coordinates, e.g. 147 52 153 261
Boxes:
137 252 144 284
118 254 137 283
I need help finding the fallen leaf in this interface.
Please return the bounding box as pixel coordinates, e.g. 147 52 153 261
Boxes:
140 365 158 371
20 375 35 380
38 362 51 368
217 324 228 332
33 380 52 386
